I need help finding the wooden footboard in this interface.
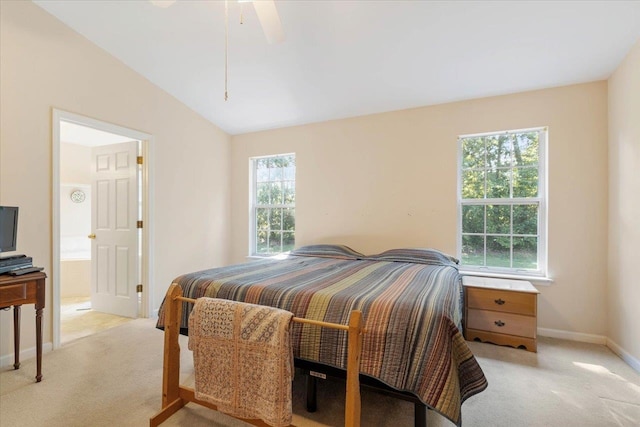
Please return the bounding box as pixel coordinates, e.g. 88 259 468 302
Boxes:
150 283 364 427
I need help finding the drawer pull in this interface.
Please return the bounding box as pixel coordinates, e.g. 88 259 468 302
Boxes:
495 320 505 327
494 298 505 305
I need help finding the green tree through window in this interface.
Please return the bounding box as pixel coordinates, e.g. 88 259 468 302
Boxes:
459 129 546 274
252 154 295 255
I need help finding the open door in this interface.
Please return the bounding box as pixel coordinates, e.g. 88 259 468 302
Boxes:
90 140 139 318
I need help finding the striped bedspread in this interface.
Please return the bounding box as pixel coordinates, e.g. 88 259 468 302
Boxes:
156 251 487 425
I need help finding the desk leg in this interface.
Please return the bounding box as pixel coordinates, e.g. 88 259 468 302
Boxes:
13 305 21 370
36 306 43 382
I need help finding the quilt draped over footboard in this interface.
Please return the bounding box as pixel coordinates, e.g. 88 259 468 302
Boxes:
157 254 487 425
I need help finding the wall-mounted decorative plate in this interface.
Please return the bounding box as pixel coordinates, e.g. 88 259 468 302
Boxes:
70 189 86 203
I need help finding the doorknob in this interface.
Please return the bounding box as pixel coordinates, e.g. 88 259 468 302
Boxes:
88 234 96 239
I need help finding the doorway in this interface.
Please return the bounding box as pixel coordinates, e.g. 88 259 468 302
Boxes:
52 110 154 348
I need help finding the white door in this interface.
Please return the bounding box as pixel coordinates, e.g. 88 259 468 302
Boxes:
90 141 139 318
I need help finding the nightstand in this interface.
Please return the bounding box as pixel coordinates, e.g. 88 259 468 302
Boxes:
463 276 539 352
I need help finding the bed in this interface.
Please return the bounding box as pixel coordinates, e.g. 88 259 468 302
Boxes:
156 245 488 426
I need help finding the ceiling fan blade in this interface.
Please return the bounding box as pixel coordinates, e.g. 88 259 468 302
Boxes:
251 0 285 44
149 0 176 8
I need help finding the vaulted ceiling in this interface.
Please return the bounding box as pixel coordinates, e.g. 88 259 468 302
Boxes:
34 1 640 135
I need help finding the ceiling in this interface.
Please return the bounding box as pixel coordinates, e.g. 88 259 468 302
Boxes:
34 1 640 135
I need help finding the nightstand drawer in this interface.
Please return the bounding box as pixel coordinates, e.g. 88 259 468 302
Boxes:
467 308 536 338
466 287 536 315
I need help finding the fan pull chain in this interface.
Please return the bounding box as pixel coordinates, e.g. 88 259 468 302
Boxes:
224 0 229 101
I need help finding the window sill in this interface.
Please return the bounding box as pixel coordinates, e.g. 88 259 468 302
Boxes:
459 270 553 285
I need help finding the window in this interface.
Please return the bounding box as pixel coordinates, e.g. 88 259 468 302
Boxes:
458 128 546 275
250 153 295 256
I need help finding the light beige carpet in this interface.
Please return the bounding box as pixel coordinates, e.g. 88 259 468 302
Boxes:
1 318 638 426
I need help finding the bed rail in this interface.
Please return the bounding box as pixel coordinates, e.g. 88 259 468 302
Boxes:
150 283 364 427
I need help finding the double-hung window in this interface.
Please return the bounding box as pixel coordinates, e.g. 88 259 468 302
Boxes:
458 128 547 276
250 153 295 256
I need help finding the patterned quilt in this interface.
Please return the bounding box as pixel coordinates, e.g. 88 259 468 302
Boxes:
156 247 487 425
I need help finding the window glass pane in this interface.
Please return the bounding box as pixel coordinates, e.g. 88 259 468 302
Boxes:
269 231 282 252
462 137 485 169
513 204 538 235
256 208 269 230
270 182 283 204
256 158 269 182
461 235 484 266
283 231 295 252
283 181 295 205
256 231 268 254
256 183 271 204
486 169 510 198
256 166 269 182
513 167 538 198
462 170 485 199
513 237 537 269
462 205 484 234
513 132 539 167
486 134 512 169
270 208 282 230
486 205 510 234
283 208 295 231
269 164 283 181
283 156 296 179
486 236 511 268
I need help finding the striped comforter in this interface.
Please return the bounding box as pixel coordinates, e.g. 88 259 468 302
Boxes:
156 250 487 425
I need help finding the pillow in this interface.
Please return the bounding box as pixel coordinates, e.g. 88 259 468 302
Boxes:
289 244 365 260
367 248 459 266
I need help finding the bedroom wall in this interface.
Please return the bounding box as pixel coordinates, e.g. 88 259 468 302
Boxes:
608 40 640 365
230 82 610 339
0 1 231 360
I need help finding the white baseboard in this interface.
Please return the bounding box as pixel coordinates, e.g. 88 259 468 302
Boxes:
537 327 607 345
606 338 640 373
0 342 53 368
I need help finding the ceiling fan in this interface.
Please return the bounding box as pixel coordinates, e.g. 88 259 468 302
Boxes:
149 0 285 44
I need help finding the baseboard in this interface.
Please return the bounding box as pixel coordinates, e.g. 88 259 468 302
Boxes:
0 342 53 368
537 327 607 345
606 338 640 373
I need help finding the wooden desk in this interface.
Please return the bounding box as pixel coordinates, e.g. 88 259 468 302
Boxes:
0 271 46 382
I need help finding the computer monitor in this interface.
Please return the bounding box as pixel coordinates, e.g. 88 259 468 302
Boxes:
0 206 19 253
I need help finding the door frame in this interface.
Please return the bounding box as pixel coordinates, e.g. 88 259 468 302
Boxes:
51 109 155 349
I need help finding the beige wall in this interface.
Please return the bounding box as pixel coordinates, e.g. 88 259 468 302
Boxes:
608 40 640 362
231 82 609 337
60 260 90 298
0 1 231 360
60 142 91 184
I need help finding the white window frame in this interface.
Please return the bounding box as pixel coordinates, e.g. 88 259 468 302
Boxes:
248 153 296 257
456 127 547 277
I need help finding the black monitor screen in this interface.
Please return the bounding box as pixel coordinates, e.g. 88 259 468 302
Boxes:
0 206 19 252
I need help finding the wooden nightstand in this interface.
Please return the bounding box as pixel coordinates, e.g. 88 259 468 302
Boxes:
463 276 539 352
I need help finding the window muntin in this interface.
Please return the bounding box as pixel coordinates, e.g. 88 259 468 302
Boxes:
251 154 295 256
458 129 546 275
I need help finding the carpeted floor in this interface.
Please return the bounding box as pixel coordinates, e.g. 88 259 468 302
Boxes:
1 318 638 426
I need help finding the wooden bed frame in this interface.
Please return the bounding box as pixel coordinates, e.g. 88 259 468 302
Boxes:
150 284 365 427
